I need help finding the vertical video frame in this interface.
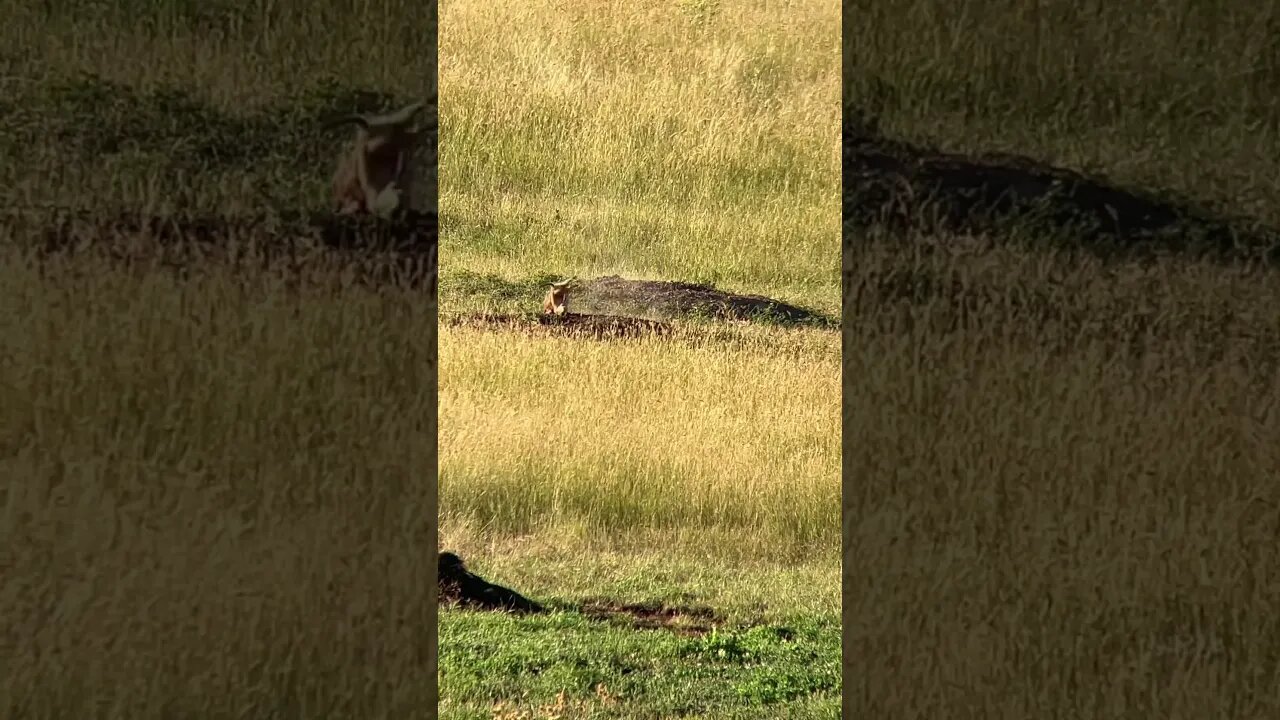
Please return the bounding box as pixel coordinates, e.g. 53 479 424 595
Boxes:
437 0 841 716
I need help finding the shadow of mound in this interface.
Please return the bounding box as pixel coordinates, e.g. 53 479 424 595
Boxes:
444 312 674 340
438 552 544 615
575 275 832 327
10 208 438 289
844 119 1280 263
30 208 437 253
577 599 724 637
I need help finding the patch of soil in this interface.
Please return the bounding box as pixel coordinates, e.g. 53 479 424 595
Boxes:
573 275 831 326
7 208 438 289
444 312 674 340
578 599 724 636
843 117 1280 260
435 553 730 636
438 552 544 614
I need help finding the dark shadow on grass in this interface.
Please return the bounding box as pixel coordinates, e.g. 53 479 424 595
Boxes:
843 105 1280 265
7 208 438 291
438 552 544 615
436 553 737 637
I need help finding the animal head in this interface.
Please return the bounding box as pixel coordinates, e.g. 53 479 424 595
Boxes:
543 278 577 316
328 101 431 218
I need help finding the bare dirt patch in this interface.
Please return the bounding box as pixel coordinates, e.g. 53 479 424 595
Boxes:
444 312 674 340
436 554 729 636
578 599 725 636
844 111 1280 261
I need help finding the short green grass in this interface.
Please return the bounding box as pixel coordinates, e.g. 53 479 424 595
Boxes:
440 554 838 720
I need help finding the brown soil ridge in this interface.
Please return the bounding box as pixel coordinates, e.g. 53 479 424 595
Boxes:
443 312 674 340
578 599 724 637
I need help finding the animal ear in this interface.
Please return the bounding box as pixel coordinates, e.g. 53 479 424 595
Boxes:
324 113 370 131
385 101 426 127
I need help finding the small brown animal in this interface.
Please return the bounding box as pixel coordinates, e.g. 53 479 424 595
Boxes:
327 101 428 218
543 278 576 316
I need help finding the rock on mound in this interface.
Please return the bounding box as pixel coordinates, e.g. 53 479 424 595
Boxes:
843 117 1280 258
438 552 543 614
570 275 829 326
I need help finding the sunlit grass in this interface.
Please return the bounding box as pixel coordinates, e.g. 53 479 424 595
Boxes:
845 1 1280 714
440 0 839 300
440 324 839 560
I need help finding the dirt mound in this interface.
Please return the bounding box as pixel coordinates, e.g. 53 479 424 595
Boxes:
843 117 1280 259
7 208 438 288
444 312 674 340
569 275 830 326
578 599 723 636
437 552 544 614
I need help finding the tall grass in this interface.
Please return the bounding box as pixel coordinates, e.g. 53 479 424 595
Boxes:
1 1 438 717
846 2 1280 716
440 325 839 563
441 0 840 308
438 0 840 572
845 0 1280 222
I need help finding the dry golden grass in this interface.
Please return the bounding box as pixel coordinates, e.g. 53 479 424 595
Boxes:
440 0 839 313
1 1 438 717
846 3 1280 715
843 240 1280 716
438 0 838 560
439 0 839 583
438 2 838 712
439 323 839 564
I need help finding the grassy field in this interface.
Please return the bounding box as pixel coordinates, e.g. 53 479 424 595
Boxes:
1 2 438 718
846 1 1280 717
438 0 839 716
